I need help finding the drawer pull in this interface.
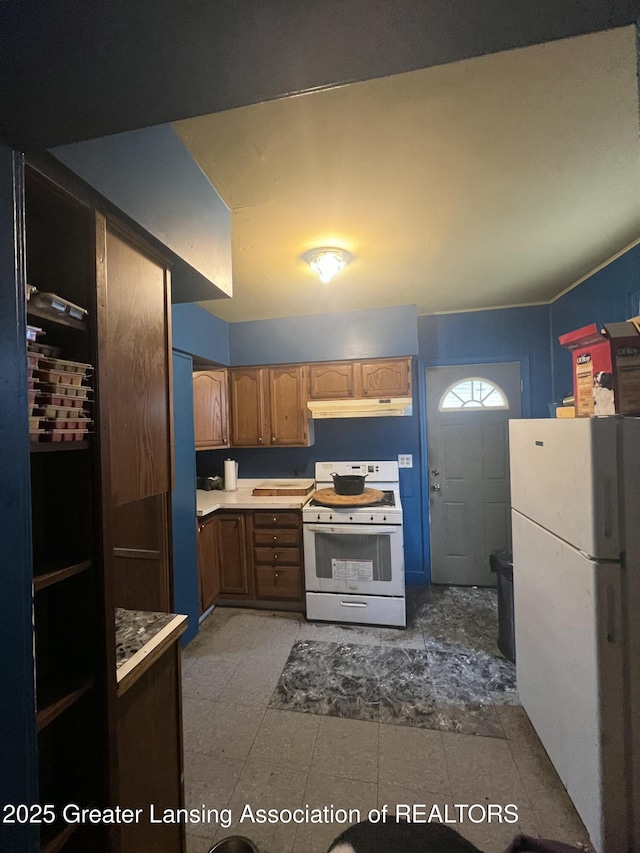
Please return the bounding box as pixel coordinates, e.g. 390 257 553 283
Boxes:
273 536 277 543
340 600 367 608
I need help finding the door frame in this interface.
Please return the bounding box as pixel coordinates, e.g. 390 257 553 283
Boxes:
418 354 532 584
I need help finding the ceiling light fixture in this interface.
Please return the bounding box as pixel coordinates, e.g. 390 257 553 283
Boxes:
302 247 353 283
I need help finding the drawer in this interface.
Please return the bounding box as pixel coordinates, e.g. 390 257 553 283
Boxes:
305 591 406 627
253 511 300 529
253 528 300 547
256 566 301 600
253 546 301 565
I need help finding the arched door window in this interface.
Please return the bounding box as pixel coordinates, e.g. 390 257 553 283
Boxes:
438 377 509 411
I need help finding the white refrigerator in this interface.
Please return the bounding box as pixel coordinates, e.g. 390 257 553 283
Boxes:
509 417 640 853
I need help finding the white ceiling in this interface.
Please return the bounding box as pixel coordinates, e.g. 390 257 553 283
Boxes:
175 26 640 323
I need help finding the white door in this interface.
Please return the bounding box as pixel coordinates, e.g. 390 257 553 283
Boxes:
426 362 521 585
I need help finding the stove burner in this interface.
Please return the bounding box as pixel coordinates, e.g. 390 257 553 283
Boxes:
309 489 396 509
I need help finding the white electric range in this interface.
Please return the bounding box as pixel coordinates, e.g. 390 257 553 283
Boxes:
302 461 406 627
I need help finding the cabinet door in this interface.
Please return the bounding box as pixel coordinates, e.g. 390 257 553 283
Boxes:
269 365 308 446
217 512 251 596
101 223 172 505
229 368 269 446
358 358 412 397
308 362 355 399
197 517 220 613
193 370 229 449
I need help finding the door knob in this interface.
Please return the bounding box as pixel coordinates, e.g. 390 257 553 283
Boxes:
431 468 440 476
431 483 441 492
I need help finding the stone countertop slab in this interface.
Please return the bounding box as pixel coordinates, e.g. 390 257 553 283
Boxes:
197 478 313 517
115 608 188 695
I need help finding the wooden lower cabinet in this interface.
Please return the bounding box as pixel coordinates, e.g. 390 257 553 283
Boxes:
117 640 185 853
251 510 303 603
199 509 304 606
197 515 221 613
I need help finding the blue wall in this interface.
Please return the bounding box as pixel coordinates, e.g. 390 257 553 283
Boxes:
229 305 419 365
171 351 200 645
52 125 232 299
550 243 640 400
172 303 230 365
418 305 553 417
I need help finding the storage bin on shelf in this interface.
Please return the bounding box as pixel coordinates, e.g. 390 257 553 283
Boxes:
25 331 94 442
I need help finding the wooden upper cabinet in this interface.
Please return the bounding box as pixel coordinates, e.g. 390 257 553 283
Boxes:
229 365 311 448
308 362 355 400
193 370 229 449
269 365 308 446
99 221 172 506
229 367 269 446
357 358 412 398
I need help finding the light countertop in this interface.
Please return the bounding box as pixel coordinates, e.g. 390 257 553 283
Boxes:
197 478 313 517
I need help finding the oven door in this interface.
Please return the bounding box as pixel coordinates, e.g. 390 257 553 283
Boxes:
303 522 404 596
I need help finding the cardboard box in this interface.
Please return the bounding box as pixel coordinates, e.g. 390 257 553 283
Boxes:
559 321 640 416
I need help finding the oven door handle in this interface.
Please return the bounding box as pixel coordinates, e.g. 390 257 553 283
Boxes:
304 524 398 535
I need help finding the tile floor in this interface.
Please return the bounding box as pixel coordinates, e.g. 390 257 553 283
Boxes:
181 589 592 853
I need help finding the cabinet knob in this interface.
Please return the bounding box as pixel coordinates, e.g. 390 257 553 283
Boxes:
363 388 368 395
274 554 279 560
272 517 277 524
348 389 353 396
274 571 280 579
271 436 275 443
273 536 277 543
258 436 263 444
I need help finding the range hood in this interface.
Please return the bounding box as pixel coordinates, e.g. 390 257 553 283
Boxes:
307 397 412 419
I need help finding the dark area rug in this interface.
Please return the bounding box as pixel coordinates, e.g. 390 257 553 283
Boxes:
269 637 517 737
269 586 518 736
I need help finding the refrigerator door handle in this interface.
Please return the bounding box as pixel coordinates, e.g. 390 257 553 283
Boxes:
605 583 617 644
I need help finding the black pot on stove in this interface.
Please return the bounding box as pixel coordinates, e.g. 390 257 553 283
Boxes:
331 473 367 495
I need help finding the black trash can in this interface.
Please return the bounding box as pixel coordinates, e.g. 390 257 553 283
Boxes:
490 549 515 663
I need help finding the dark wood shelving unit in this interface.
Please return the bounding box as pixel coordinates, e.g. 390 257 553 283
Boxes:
27 303 88 332
36 677 95 731
41 822 80 853
30 440 90 453
33 558 92 593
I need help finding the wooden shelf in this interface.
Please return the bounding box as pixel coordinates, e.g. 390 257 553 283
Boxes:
37 677 95 732
27 303 87 331
33 559 92 593
41 822 79 853
31 440 89 453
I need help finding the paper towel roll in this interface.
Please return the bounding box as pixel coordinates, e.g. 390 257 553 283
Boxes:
224 458 238 492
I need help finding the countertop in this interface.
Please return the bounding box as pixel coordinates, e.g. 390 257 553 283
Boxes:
115 608 188 695
197 478 314 517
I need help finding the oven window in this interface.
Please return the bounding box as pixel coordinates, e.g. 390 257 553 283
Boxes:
312 531 393 582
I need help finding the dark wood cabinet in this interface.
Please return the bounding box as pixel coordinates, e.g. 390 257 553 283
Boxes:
193 369 229 449
229 365 311 448
197 515 221 613
117 636 185 853
252 510 303 602
25 165 115 853
358 358 412 397
99 222 173 507
22 158 180 853
217 511 252 597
